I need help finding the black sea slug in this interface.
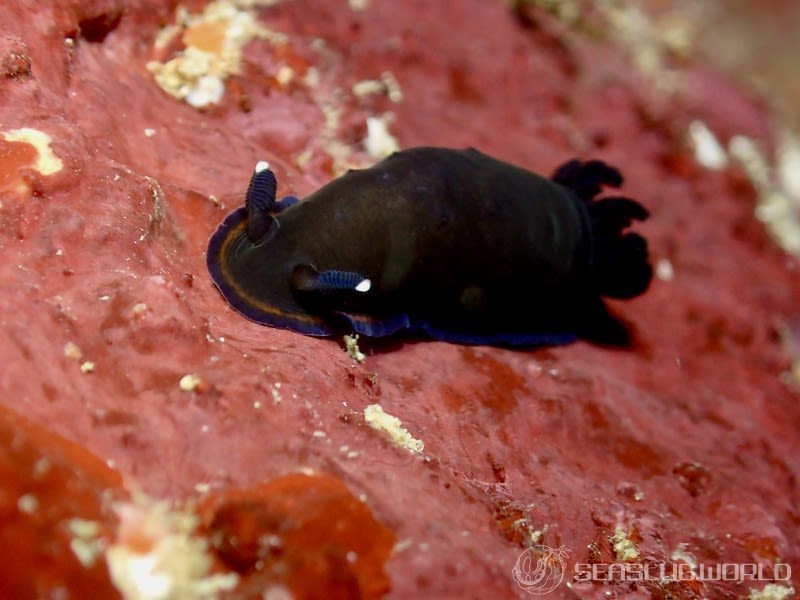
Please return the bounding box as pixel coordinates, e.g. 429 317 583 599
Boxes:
207 147 652 346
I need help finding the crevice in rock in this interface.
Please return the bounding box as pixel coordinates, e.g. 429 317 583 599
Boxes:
78 11 122 44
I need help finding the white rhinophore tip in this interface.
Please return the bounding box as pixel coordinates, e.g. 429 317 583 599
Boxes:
255 160 270 173
355 278 372 293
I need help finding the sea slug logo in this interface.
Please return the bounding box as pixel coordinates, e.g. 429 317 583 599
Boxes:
512 544 569 595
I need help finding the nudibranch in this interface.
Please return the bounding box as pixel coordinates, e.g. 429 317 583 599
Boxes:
207 147 652 346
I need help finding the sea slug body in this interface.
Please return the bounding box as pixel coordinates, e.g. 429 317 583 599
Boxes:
207 147 652 346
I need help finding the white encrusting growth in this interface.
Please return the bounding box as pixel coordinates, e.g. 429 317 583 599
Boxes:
355 278 372 292
363 404 424 454
147 2 272 109
688 120 728 170
254 160 270 173
343 334 366 363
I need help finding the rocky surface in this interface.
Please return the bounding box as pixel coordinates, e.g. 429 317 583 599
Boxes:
0 1 798 598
